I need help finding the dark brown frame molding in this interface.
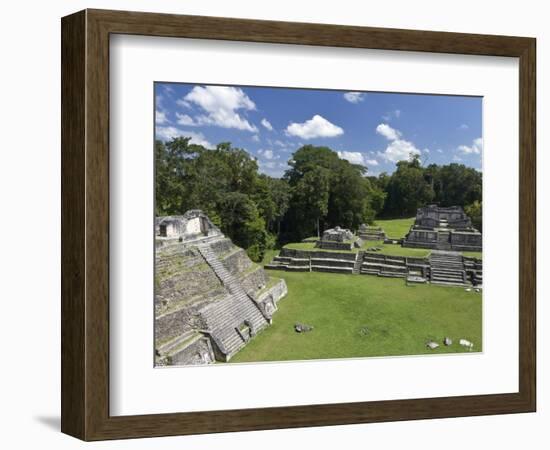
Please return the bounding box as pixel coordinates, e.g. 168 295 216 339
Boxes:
61 9 536 441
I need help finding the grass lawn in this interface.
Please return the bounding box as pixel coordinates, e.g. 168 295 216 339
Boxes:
231 270 482 363
374 217 415 239
463 250 483 259
361 240 431 257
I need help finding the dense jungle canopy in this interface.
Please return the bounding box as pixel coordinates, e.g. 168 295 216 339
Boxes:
156 138 482 261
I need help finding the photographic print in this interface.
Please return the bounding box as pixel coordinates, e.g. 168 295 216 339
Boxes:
154 83 483 367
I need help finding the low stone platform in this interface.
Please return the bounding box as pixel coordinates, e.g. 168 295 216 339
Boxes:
358 224 386 241
266 248 359 274
265 245 482 289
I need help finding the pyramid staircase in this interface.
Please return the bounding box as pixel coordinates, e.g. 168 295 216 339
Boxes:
197 244 269 360
352 251 365 274
429 250 469 287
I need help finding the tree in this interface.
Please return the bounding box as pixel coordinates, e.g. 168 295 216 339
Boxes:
217 192 268 261
283 145 387 240
465 200 482 231
382 155 434 216
431 163 482 207
263 176 291 235
291 167 331 238
156 136 481 254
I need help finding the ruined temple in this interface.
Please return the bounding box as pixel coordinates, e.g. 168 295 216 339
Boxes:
357 224 386 241
315 226 363 251
402 205 482 252
155 210 287 366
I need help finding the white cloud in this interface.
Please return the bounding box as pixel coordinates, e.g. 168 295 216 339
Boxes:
457 137 483 154
285 114 344 139
258 149 279 160
436 148 443 153
453 155 463 162
423 148 430 153
261 118 273 131
180 85 258 132
378 139 421 163
175 113 196 126
337 151 365 165
155 126 212 148
251 135 260 142
394 109 401 118
376 123 402 141
176 99 192 109
343 92 365 103
376 123 420 163
155 110 169 124
337 152 379 167
458 123 469 130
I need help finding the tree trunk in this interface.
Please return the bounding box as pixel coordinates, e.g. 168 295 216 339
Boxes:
316 217 320 238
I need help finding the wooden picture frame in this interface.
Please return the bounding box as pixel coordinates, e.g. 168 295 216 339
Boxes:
61 9 536 441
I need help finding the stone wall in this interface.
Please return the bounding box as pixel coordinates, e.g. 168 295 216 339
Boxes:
241 266 269 293
360 252 430 279
156 303 209 345
255 278 288 318
155 247 225 315
158 334 215 366
156 210 222 242
208 237 235 255
316 240 353 251
279 248 356 261
221 248 253 276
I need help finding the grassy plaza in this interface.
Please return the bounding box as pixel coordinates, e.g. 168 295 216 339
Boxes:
232 269 482 363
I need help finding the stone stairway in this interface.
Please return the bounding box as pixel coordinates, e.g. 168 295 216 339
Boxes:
429 250 468 287
352 251 365 274
197 244 268 359
436 231 452 250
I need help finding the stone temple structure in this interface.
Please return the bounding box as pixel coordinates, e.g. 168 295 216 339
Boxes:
155 210 287 366
402 205 482 252
357 224 386 241
315 226 363 251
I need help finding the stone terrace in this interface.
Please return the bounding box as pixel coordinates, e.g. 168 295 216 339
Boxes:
266 246 481 288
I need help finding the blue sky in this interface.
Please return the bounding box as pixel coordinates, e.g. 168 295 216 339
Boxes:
155 83 482 178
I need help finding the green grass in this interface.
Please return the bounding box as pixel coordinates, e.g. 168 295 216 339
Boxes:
374 217 415 239
463 251 483 259
360 240 431 257
231 271 482 363
262 249 280 265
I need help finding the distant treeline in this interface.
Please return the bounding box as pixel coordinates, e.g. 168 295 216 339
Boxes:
156 138 482 261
